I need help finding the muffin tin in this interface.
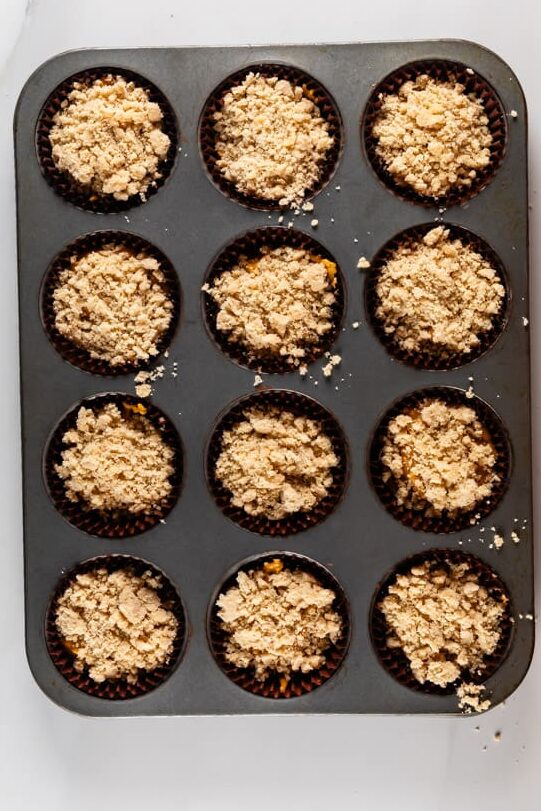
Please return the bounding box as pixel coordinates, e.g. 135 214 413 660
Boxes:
15 41 533 716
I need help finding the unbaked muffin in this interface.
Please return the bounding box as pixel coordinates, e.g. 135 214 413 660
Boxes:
212 72 334 207
380 398 499 516
214 405 338 520
55 566 179 683
55 402 174 515
216 558 342 682
371 74 492 197
48 74 171 201
52 244 174 367
373 226 505 360
205 245 338 368
378 558 507 688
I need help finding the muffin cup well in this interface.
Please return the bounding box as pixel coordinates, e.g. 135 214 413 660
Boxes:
206 389 348 536
362 59 507 207
365 222 509 370
36 67 179 213
369 387 511 533
203 226 346 374
41 230 180 376
199 63 343 210
46 555 187 699
44 393 183 538
208 552 351 699
370 548 513 696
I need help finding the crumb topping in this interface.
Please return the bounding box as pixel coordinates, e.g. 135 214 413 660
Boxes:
53 246 173 366
56 403 174 514
213 73 333 207
372 75 492 196
374 227 505 357
207 246 337 366
55 567 178 683
49 75 171 201
379 560 507 687
456 682 491 713
381 399 499 515
216 565 342 680
214 405 338 520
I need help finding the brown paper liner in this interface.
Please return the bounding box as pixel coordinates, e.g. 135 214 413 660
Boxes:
206 390 348 536
365 222 509 370
203 226 345 373
46 555 186 699
45 393 183 538
208 552 351 698
369 387 511 533
36 67 178 213
362 59 507 207
370 548 513 695
199 63 342 210
41 231 180 376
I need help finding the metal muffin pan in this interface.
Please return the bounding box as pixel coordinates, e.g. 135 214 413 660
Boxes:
15 41 533 716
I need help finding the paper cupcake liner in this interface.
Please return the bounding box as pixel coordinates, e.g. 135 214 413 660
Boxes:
206 389 348 536
208 552 351 698
203 226 345 373
370 548 513 695
41 230 180 376
199 63 343 210
362 59 507 207
46 555 186 699
44 393 183 538
365 222 509 370
369 387 511 533
36 67 179 213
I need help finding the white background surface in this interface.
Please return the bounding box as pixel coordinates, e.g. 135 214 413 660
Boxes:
1 1 540 808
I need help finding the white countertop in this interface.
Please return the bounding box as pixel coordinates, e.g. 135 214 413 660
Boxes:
1 1 539 808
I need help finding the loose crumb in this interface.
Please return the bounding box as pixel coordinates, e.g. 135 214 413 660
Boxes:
493 533 504 549
216 564 342 680
311 219 319 228
214 405 337 520
135 383 152 398
56 403 174 514
253 374 263 387
55 567 178 683
352 321 360 330
322 353 341 377
381 398 499 515
372 74 492 196
510 110 518 118
380 559 507 687
357 256 370 269
522 316 529 326
457 682 492 713
49 75 170 201
213 73 333 207
374 227 504 358
53 246 173 366
206 246 337 368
